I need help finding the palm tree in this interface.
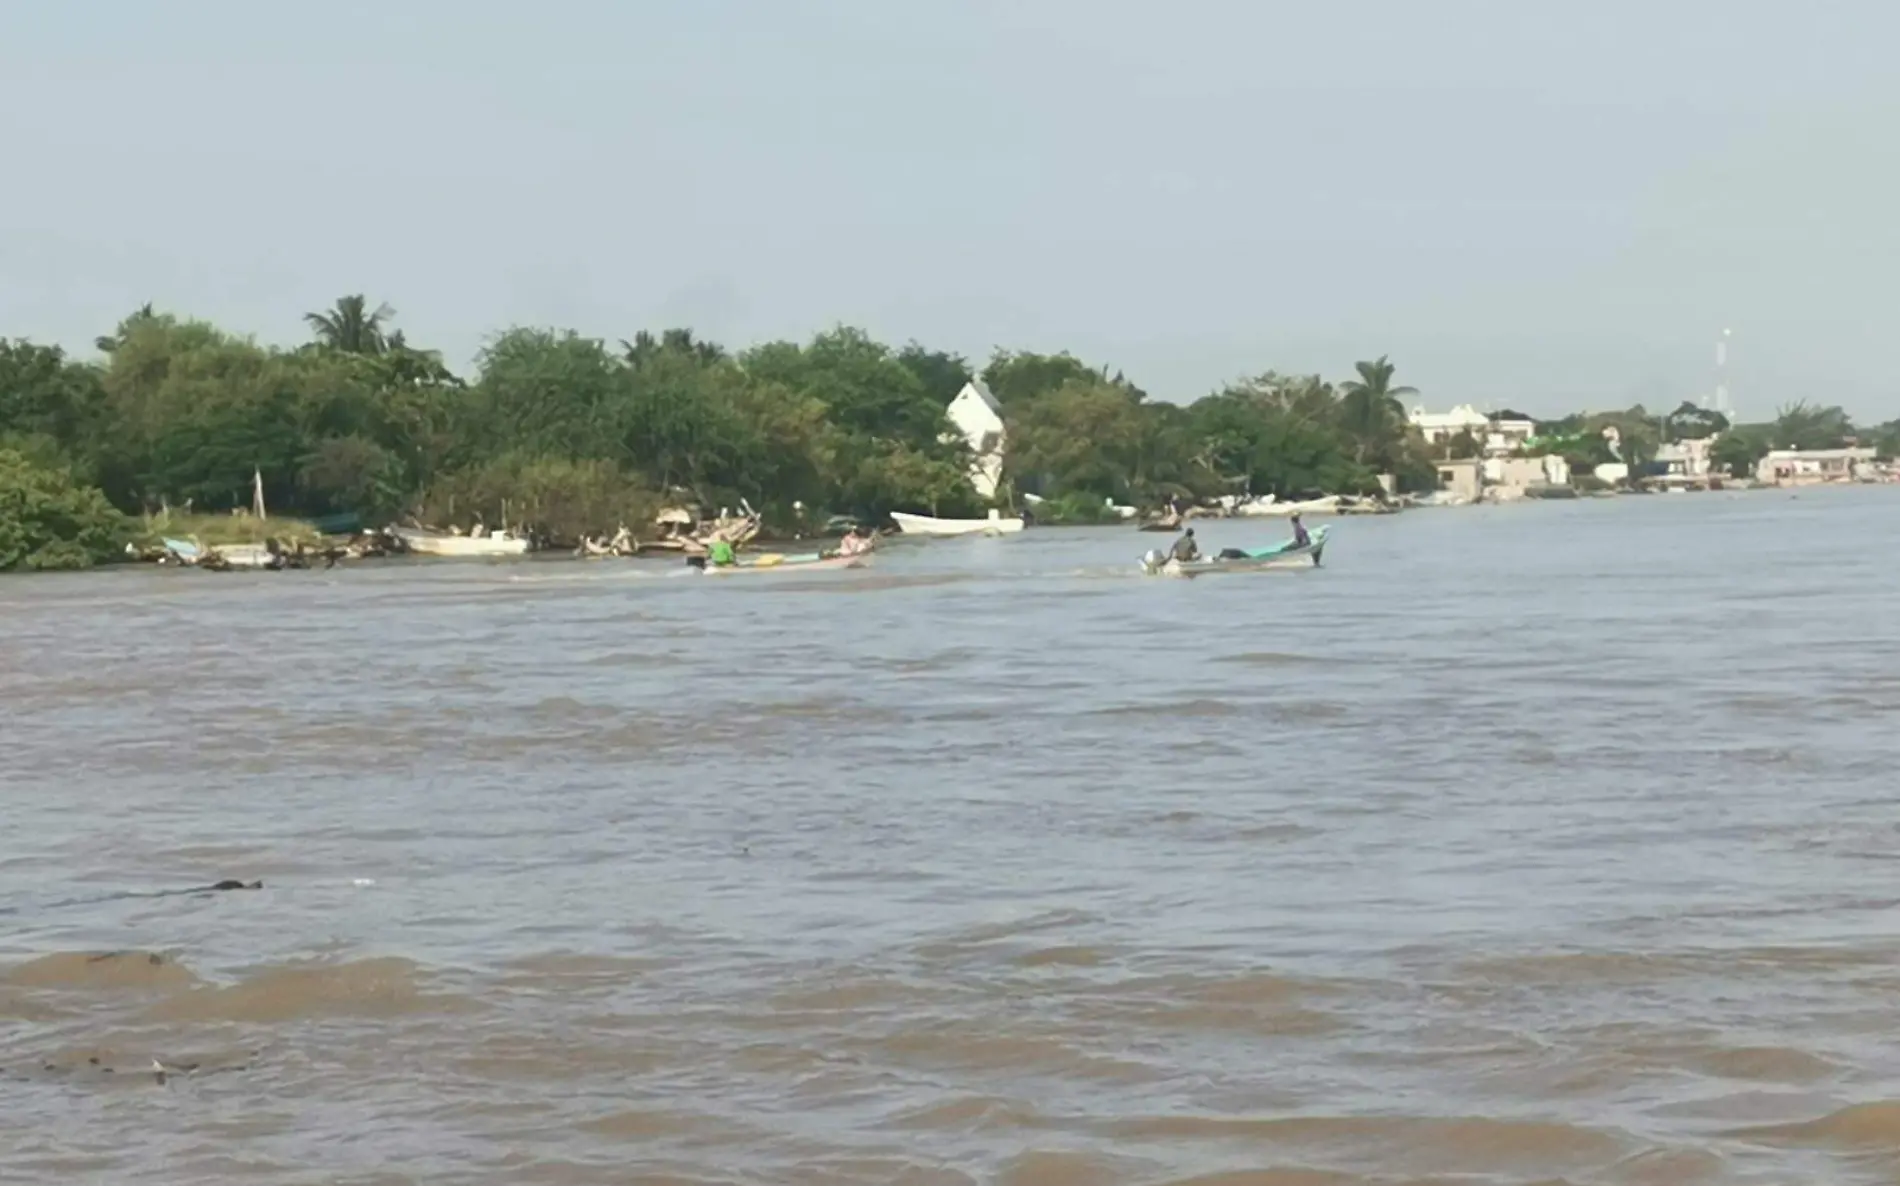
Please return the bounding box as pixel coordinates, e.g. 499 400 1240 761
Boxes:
1772 400 1853 450
95 302 158 353
1337 356 1418 464
621 327 726 368
305 295 395 355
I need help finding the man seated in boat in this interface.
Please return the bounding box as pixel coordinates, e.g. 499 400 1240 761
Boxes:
1168 527 1200 563
707 537 737 567
820 526 875 559
1290 513 1311 548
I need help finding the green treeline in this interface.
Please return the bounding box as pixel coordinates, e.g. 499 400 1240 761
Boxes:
1 296 1894 571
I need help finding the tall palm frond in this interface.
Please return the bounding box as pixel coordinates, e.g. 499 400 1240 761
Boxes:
305 294 395 355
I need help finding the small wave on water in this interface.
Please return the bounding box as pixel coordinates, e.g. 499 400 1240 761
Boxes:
6 950 200 993
1729 1101 1900 1154
1212 651 1333 668
1093 698 1247 719
1 951 474 1025
9 503 1900 1182
144 956 473 1024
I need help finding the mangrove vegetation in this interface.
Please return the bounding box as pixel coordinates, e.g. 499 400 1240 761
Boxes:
1 299 1894 570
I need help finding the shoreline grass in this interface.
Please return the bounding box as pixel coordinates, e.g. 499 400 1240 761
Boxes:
134 511 324 548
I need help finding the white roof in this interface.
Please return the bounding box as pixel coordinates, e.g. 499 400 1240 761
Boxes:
952 378 1002 415
1409 403 1490 430
1761 447 1874 460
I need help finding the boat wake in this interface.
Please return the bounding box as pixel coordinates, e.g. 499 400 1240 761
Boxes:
503 565 680 586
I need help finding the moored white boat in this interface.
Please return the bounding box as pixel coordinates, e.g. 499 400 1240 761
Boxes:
1139 525 1330 578
391 526 532 557
1234 495 1342 517
889 509 1026 537
209 543 282 570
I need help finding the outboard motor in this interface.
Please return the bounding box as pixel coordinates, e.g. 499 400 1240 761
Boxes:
1140 548 1167 574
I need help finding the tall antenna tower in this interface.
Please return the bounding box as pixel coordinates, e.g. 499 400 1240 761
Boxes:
1713 328 1733 418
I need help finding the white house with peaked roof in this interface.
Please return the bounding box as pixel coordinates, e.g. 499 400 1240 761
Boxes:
946 379 1006 500
1409 403 1490 446
1411 404 1537 456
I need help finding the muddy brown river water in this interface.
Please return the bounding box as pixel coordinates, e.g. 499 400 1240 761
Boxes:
4 488 1900 1185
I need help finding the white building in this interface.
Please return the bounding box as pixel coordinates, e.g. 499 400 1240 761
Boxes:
1484 411 1538 456
946 379 1006 501
1410 404 1537 456
1483 454 1571 488
1653 437 1715 479
1410 404 1490 447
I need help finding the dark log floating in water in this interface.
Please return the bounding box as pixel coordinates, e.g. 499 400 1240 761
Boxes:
0 880 263 918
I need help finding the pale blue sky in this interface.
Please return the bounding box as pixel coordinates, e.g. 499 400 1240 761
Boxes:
3 0 1895 421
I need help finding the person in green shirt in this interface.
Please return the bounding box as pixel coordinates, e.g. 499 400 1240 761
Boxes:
707 538 736 567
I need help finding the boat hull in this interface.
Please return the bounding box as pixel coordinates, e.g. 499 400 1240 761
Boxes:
392 528 532 557
890 511 1025 537
1139 527 1329 577
702 553 870 575
1234 495 1343 517
160 538 282 569
211 544 282 569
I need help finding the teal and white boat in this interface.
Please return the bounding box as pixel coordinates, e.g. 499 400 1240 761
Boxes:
1139 525 1329 578
698 551 871 575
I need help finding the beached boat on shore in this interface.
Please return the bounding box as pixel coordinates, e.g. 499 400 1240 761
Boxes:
390 526 532 557
1234 495 1342 517
206 543 282 570
576 526 638 558
161 538 285 570
890 509 1025 537
1139 526 1329 578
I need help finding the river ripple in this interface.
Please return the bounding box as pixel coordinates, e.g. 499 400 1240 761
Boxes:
4 488 1900 1185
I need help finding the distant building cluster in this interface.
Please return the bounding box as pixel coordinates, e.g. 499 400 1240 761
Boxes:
942 383 1884 507
1405 402 1887 502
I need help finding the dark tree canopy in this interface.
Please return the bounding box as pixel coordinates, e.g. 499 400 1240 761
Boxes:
6 296 1851 563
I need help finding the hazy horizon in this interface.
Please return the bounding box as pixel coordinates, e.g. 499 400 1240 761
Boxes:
4 0 1895 423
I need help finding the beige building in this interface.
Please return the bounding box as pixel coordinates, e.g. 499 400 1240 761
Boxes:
1756 447 1874 486
1484 454 1570 489
1434 458 1483 503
